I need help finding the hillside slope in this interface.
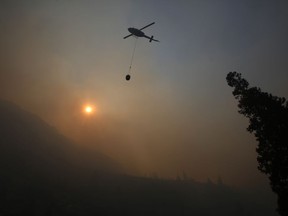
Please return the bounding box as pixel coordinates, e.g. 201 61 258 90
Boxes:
0 99 120 183
0 99 277 216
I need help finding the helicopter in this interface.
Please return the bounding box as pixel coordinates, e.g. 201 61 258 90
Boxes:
123 22 159 42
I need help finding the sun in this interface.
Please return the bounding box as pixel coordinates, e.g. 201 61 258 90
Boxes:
83 104 94 114
85 106 92 113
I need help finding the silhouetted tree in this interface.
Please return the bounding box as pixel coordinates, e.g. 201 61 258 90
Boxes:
207 178 213 185
182 171 188 180
176 174 182 181
217 177 223 186
226 71 288 216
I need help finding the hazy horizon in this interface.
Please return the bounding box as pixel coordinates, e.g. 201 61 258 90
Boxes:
1 0 288 191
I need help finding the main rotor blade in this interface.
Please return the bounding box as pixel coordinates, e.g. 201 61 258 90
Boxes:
139 22 155 30
123 34 133 39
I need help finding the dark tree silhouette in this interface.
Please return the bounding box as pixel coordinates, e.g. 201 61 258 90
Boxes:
226 71 288 216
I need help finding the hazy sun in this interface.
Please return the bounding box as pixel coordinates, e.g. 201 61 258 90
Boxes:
83 105 94 114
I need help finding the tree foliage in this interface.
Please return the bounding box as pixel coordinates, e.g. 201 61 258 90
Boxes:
226 71 288 216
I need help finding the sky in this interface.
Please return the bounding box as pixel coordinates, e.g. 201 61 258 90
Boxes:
1 0 288 189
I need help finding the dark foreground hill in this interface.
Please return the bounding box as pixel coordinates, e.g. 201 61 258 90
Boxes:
0 99 277 215
0 99 120 178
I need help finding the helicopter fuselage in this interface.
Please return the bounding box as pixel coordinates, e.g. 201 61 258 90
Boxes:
124 22 159 42
128 28 145 37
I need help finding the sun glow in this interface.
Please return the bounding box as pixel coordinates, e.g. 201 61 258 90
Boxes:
83 105 94 114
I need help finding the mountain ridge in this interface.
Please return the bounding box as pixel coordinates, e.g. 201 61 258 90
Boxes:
0 99 121 182
0 99 277 216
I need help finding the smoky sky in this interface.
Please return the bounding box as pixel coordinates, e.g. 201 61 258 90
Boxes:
1 0 288 188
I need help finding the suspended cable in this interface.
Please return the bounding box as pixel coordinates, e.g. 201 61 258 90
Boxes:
126 37 138 81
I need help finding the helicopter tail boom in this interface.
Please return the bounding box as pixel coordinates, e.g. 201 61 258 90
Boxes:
149 36 159 42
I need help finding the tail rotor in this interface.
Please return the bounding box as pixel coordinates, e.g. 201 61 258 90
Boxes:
149 35 159 42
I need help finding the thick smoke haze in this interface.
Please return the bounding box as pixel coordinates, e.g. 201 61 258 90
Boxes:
1 0 288 193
